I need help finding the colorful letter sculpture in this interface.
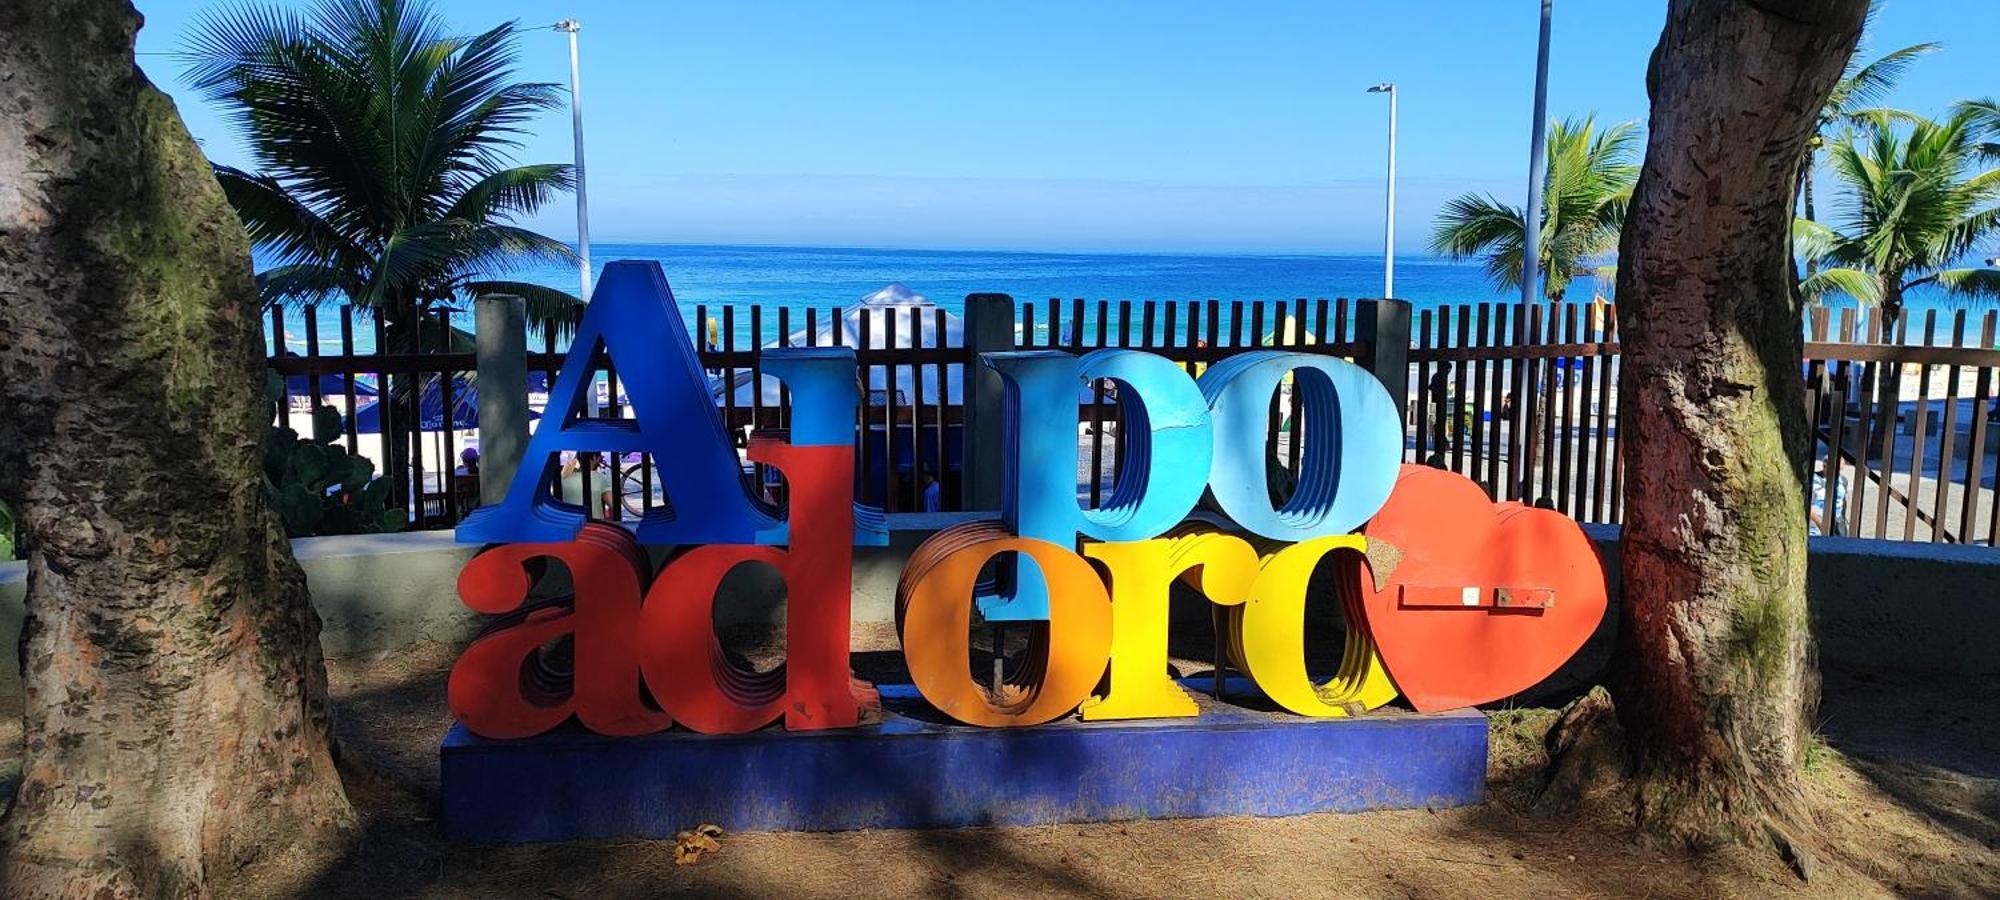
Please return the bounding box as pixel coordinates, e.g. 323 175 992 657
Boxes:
449 266 886 737
449 434 880 737
1080 531 1257 720
1356 465 1608 712
1197 352 1404 542
895 522 1112 727
449 523 671 739
977 347 1397 621
637 435 879 733
447 258 1610 747
457 261 778 545
456 261 885 548
1221 535 1399 718
901 526 1400 728
979 349 1214 621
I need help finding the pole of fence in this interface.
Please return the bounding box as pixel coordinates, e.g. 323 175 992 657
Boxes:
961 293 1014 511
1357 299 1413 420
475 293 531 507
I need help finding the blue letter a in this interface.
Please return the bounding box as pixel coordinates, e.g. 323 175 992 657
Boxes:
457 261 780 545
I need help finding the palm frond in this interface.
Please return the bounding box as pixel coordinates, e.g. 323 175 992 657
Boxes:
213 165 368 272
1835 106 1928 131
459 280 585 340
1931 268 2000 300
1793 218 1858 266
256 262 353 308
1429 194 1524 260
1825 41 1940 118
441 224 579 282
444 164 576 222
1798 267 1882 305
361 222 464 309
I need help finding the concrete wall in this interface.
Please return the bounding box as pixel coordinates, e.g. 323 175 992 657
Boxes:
0 519 1994 697
0 532 486 699
295 532 484 655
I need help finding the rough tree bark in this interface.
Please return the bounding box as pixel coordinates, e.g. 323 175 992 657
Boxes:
1612 0 1865 852
0 1 355 896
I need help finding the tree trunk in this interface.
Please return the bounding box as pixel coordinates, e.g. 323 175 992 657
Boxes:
381 299 422 519
0 2 355 896
1878 276 1904 331
1612 0 1864 851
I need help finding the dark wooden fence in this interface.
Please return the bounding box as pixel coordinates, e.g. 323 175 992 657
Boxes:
265 298 2000 546
1410 301 1625 523
1803 307 2000 543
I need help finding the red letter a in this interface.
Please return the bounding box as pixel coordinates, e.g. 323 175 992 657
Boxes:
447 523 673 739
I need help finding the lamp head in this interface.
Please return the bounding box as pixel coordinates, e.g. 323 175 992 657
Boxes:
554 19 581 32
1367 83 1394 93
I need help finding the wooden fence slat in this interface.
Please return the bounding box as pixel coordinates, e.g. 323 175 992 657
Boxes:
882 307 900 512
1464 304 1480 478
1535 303 1559 505
1089 300 1110 506
339 308 360 449
1866 313 1900 538
934 307 951 507
1929 311 1968 541
1555 304 1579 514
1509 304 1533 502
1847 313 1883 536
1469 304 1493 497
1957 312 1996 543
1903 310 1938 541
1415 308 1435 464
1604 307 1624 522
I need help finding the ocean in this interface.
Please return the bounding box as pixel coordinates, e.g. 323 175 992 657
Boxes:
268 243 1535 354
271 241 1961 354
521 243 1524 312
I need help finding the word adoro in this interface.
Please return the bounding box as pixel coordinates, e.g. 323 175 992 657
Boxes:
448 260 1607 737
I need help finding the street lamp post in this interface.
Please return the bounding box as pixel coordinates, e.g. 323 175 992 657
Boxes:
1367 83 1397 299
555 19 591 302
1521 0 1552 304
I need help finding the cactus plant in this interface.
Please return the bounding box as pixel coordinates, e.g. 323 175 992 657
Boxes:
264 373 404 537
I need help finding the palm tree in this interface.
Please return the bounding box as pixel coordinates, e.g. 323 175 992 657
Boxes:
1430 116 1640 301
181 0 582 345
1800 39 1940 229
1796 105 2000 326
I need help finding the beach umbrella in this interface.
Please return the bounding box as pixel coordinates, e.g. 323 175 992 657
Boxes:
351 375 541 434
715 284 968 407
285 372 379 398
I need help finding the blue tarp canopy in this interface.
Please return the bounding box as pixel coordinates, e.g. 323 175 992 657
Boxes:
351 375 541 433
286 371 378 398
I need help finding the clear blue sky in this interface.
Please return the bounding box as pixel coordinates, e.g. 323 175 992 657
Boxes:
132 0 1995 254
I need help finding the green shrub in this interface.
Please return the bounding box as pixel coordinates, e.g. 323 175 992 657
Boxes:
264 373 404 537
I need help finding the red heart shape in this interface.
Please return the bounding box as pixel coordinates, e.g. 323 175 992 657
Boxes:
1357 465 1607 712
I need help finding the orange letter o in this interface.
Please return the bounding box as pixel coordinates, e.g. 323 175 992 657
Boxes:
897 527 1111 727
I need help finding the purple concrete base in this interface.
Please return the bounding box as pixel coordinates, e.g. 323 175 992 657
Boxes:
441 678 1487 843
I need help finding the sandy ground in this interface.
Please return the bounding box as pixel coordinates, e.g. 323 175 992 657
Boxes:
0 626 1994 898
